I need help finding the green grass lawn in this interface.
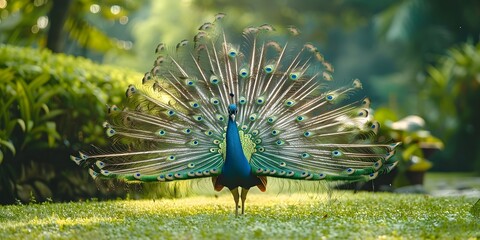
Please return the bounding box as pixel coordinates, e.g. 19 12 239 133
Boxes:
1 191 478 239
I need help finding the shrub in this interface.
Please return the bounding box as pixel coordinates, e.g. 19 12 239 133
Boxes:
419 42 480 172
0 44 142 204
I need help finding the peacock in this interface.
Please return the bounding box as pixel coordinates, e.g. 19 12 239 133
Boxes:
71 13 399 215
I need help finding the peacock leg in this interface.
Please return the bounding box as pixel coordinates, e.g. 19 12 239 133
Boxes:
240 188 249 215
230 187 240 216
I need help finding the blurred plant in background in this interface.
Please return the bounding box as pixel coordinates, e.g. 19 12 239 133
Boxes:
370 0 480 173
375 110 443 188
419 42 480 173
0 45 141 204
0 0 142 55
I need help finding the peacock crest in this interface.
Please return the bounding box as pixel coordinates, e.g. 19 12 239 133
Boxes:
71 13 400 215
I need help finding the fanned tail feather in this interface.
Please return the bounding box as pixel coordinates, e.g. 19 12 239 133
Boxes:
71 13 400 185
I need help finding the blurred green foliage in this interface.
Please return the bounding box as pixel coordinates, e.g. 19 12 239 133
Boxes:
420 42 480 172
0 0 142 53
374 42 480 173
0 44 141 204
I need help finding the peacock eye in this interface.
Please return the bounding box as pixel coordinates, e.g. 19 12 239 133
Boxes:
362 98 371 107
96 161 105 168
166 110 176 116
216 114 225 121
358 109 368 117
210 75 220 84
370 122 380 134
210 97 220 105
264 64 275 73
369 172 378 180
106 128 116 137
353 79 362 88
126 85 137 97
296 116 305 122
267 116 277 123
228 49 237 58
213 139 220 144
239 97 247 104
249 113 257 121
158 130 166 136
155 43 165 53
372 160 383 171
190 101 200 108
183 128 191 134
256 97 265 105
193 115 203 121
326 94 334 101
177 39 188 48
110 105 119 112
199 22 212 31
155 56 164 65
332 150 343 157
284 99 296 107
167 155 176 161
289 72 302 80
303 131 312 137
239 68 249 78
185 79 195 86
271 130 279 136
301 153 311 158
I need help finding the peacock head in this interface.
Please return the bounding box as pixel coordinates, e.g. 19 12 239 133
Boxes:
228 104 238 119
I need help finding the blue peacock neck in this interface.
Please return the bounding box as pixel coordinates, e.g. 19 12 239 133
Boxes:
222 104 252 179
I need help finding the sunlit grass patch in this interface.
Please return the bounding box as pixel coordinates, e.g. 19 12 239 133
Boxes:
1 192 478 239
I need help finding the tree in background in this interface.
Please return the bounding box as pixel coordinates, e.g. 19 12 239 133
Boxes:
0 0 142 55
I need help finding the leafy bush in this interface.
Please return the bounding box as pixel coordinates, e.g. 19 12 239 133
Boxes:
418 42 480 172
0 44 142 204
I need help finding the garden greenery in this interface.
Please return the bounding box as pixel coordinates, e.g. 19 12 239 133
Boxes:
0 44 141 204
